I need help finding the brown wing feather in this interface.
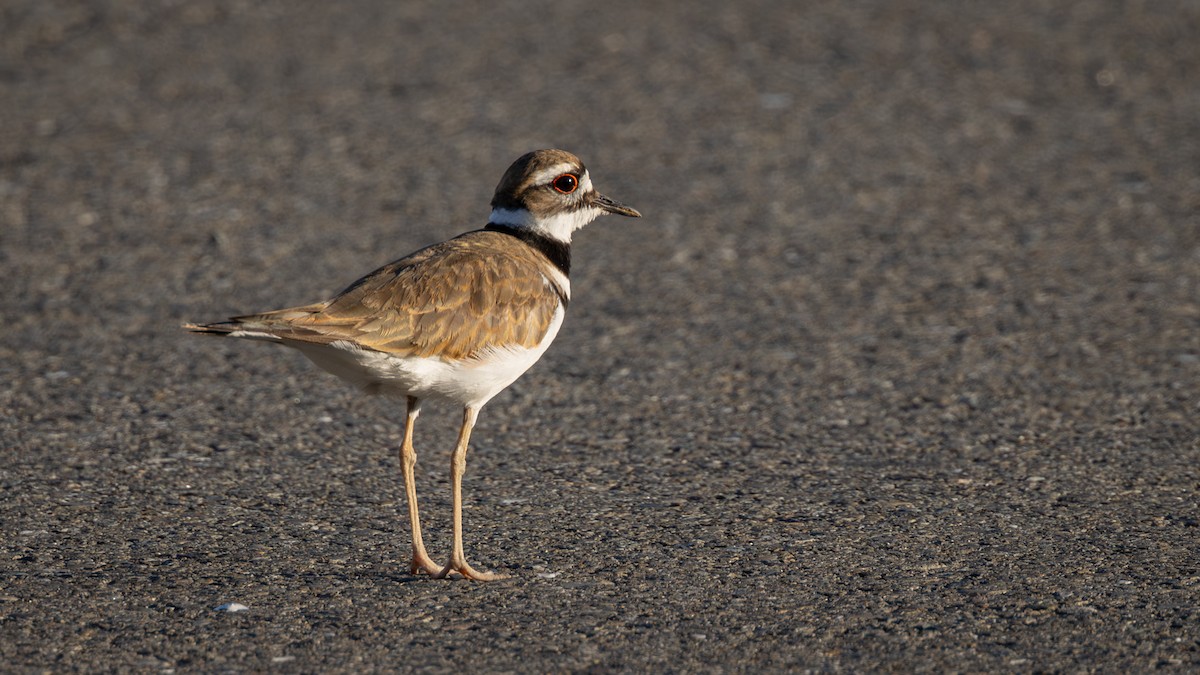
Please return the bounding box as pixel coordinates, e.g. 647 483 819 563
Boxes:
212 231 562 360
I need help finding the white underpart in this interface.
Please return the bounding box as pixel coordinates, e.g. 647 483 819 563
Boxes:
541 266 571 302
290 303 566 408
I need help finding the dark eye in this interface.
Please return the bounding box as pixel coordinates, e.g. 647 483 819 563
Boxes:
552 173 579 194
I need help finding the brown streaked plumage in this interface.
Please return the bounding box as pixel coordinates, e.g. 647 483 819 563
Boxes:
197 231 565 361
185 149 641 581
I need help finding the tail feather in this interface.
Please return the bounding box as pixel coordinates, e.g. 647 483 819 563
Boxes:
183 306 342 345
182 320 239 335
183 318 289 343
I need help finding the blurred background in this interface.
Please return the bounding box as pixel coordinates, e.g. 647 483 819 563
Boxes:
2 1 1198 671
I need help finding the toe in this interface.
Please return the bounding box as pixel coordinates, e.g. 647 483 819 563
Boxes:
434 561 507 581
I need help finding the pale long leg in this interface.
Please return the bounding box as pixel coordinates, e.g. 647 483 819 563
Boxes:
400 396 440 575
435 406 507 581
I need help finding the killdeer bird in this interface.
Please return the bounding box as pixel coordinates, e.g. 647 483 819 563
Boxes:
185 150 640 581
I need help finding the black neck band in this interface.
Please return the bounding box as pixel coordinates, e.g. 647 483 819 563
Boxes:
484 223 571 277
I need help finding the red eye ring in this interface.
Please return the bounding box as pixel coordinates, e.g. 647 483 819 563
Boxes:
552 173 579 194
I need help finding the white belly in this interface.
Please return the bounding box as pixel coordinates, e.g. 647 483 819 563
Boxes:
292 305 565 408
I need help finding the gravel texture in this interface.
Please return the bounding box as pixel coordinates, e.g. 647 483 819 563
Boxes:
2 0 1198 671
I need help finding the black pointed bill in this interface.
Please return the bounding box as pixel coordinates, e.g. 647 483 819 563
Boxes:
591 193 641 218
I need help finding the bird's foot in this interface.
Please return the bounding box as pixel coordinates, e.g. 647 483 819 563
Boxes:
434 558 508 581
410 551 443 576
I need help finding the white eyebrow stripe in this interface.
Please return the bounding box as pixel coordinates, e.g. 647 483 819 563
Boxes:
530 163 583 186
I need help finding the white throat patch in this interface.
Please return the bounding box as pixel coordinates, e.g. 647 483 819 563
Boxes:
488 205 604 243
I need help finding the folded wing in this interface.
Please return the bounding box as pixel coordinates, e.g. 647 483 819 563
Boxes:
186 231 563 361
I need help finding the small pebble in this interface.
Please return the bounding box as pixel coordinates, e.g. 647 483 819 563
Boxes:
214 602 249 612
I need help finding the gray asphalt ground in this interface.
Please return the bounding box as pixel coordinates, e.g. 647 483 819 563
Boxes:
3 0 1198 671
